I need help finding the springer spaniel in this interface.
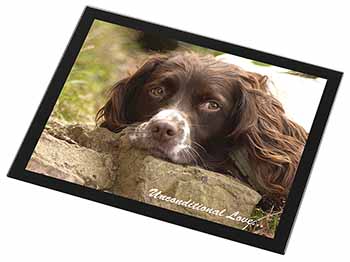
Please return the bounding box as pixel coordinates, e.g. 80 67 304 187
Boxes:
96 52 308 210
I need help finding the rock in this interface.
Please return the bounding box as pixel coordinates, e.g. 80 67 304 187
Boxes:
26 120 261 229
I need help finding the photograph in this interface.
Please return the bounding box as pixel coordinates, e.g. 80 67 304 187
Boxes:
24 18 326 239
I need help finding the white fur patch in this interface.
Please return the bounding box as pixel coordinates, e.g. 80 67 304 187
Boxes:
152 109 184 122
153 109 190 157
128 109 191 162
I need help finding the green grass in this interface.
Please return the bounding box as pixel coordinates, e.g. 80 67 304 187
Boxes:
251 60 272 67
245 207 282 238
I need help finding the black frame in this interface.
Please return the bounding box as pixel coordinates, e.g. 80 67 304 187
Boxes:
7 6 342 254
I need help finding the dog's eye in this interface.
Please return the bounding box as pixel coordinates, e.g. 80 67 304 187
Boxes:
200 101 221 111
149 87 165 97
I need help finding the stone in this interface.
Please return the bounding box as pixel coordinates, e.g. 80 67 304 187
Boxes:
26 120 261 229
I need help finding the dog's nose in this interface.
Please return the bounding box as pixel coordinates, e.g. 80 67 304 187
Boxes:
150 121 178 142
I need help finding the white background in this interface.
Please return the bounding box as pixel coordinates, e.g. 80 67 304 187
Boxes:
0 0 349 260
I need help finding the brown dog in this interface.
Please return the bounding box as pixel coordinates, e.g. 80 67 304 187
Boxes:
97 52 308 209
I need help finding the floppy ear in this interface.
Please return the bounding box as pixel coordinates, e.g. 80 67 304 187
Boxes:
229 70 308 203
96 55 167 132
228 72 267 140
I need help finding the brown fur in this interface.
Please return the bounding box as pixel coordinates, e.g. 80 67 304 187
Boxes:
96 52 308 207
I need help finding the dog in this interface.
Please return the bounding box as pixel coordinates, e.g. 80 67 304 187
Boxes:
96 52 308 210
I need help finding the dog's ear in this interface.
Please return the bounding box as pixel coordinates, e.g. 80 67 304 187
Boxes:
96 55 167 132
228 72 267 140
229 70 308 200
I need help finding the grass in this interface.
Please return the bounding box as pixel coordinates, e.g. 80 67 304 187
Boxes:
251 60 272 67
245 207 282 238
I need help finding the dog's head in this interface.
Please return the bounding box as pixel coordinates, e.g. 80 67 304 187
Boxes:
97 53 263 164
97 52 307 199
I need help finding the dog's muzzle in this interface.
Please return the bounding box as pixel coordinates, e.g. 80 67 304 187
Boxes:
128 109 191 163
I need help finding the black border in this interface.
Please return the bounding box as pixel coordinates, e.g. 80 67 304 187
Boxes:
6 6 343 254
